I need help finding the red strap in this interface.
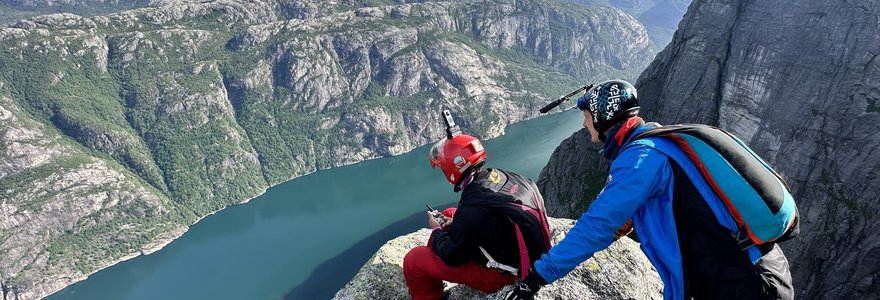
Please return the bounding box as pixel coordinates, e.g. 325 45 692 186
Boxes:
614 116 645 146
512 202 552 249
513 223 530 280
669 134 763 244
531 188 553 249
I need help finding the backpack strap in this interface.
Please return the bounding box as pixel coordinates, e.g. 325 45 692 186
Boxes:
475 169 553 280
478 219 532 280
479 246 518 275
513 222 531 280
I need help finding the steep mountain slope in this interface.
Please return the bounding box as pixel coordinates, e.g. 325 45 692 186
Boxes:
560 0 691 46
538 0 880 299
0 0 656 298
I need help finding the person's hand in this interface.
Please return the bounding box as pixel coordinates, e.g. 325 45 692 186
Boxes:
504 281 539 300
440 216 453 228
427 212 443 228
428 211 454 228
504 269 547 300
427 211 439 228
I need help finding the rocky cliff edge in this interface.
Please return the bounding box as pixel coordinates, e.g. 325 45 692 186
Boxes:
334 217 662 300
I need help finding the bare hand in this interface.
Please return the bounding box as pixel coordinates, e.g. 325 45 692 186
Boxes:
440 216 453 228
427 211 442 228
427 212 454 228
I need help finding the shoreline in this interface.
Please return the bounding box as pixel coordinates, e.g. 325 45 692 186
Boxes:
38 110 563 299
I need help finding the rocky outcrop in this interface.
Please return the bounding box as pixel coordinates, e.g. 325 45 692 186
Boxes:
539 0 880 299
536 128 609 219
334 218 663 300
0 0 657 298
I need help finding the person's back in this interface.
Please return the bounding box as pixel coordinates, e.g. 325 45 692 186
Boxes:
669 159 791 299
405 111 551 300
457 168 553 271
626 129 793 299
427 168 521 269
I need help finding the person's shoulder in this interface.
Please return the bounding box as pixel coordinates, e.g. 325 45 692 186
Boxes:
613 142 669 169
491 168 536 183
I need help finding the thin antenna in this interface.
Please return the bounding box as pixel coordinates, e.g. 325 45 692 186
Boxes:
539 84 594 113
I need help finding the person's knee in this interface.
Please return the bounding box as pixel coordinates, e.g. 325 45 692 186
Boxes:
404 246 433 274
441 207 457 218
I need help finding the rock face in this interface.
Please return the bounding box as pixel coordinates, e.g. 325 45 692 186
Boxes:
536 128 609 219
0 96 176 300
334 218 663 300
539 0 880 299
0 0 657 299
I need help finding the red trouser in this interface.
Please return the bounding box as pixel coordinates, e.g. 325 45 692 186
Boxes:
403 208 516 300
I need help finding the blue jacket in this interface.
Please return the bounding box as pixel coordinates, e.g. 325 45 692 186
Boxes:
533 122 762 299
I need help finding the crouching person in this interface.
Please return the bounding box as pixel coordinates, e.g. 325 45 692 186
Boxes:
504 80 795 300
404 111 553 300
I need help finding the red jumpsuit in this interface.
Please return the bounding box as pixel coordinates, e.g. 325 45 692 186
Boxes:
403 207 515 300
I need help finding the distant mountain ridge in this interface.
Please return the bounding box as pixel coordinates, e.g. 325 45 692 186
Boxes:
0 0 149 25
561 0 692 47
0 0 656 299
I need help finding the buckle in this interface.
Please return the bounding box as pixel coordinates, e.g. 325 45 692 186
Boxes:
486 261 516 275
732 230 756 251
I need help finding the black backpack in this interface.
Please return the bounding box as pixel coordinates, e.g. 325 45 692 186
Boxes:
470 168 553 280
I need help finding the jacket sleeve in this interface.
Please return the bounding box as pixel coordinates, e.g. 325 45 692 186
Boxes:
429 205 488 266
534 144 670 283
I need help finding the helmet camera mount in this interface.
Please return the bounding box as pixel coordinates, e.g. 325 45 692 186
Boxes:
442 109 461 139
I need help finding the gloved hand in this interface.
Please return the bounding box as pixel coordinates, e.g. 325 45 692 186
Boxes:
504 269 547 300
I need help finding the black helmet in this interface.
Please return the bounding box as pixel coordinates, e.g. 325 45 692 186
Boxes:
576 79 640 135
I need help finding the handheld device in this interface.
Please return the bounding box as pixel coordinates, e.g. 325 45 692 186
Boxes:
426 204 447 227
538 84 594 113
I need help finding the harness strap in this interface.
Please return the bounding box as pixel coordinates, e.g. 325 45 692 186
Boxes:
513 223 530 280
479 246 518 274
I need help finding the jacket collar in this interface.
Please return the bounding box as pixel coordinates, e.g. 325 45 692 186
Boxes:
602 117 645 161
459 168 487 197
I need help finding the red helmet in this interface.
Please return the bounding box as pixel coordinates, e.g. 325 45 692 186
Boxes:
428 134 487 188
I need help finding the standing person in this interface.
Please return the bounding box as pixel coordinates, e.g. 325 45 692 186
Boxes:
403 111 552 300
505 80 796 300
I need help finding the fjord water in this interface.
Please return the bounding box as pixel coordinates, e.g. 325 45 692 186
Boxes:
49 109 584 300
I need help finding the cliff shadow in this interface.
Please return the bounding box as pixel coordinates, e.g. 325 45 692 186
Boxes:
283 204 453 300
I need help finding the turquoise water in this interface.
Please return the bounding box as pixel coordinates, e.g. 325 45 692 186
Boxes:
48 109 584 300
